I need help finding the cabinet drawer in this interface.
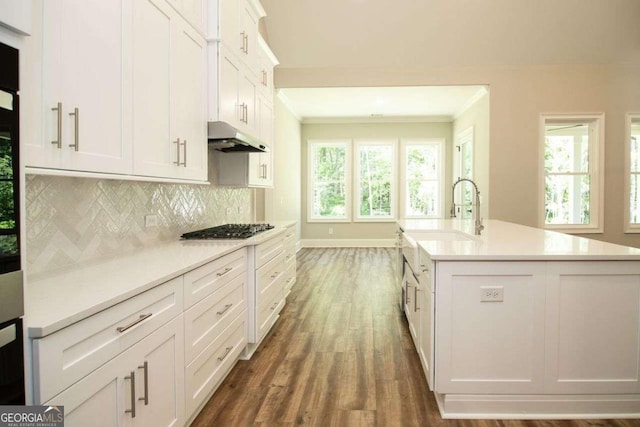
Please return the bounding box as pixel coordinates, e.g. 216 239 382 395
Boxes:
256 251 285 295
185 311 247 417
33 276 184 403
184 248 247 308
283 262 296 296
184 273 247 364
257 287 282 339
255 233 284 268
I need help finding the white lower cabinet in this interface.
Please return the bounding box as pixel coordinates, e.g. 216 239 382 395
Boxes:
45 315 185 427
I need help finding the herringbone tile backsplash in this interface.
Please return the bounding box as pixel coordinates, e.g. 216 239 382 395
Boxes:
26 175 253 275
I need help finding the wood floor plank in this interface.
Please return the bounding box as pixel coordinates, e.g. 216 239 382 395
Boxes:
190 248 640 427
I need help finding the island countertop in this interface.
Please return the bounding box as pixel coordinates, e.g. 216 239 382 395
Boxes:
398 219 640 261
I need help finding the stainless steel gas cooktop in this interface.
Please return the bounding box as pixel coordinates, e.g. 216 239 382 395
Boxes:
181 223 274 240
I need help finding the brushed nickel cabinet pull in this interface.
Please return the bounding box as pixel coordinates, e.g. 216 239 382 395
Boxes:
240 31 247 53
270 302 278 310
217 267 232 276
406 284 411 305
125 371 136 418
51 102 62 148
182 140 187 167
217 346 233 362
69 107 79 151
216 303 233 316
244 33 249 54
116 313 152 333
173 138 181 165
414 287 419 312
138 361 149 405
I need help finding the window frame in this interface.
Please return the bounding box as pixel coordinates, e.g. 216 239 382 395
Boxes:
353 139 398 222
539 113 605 233
400 138 445 219
625 113 640 233
307 139 352 223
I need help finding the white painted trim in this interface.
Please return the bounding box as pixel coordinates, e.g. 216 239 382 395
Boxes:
257 35 279 66
625 113 640 233
453 86 489 120
301 115 453 125
435 392 640 419
275 91 302 122
301 239 395 248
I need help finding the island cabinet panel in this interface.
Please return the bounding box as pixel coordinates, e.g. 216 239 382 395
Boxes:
435 262 547 394
544 262 640 394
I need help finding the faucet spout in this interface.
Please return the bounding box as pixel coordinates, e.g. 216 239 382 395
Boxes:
450 178 484 235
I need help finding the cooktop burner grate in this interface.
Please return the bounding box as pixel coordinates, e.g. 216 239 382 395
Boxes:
181 223 274 240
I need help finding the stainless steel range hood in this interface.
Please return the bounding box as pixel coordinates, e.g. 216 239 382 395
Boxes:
207 121 269 153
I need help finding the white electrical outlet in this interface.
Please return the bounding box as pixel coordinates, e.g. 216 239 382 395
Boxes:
144 214 158 228
480 286 504 302
328 227 334 235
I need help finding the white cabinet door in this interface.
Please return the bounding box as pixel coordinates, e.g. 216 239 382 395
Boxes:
544 262 640 394
132 0 206 181
132 0 175 179
218 48 241 128
238 1 258 72
218 0 239 49
135 316 185 427
32 0 131 174
435 261 547 394
171 18 207 181
46 316 185 427
238 71 256 134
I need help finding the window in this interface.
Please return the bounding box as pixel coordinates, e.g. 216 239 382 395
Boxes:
308 140 351 221
541 114 604 232
355 141 396 221
626 114 640 232
401 139 444 218
307 137 447 223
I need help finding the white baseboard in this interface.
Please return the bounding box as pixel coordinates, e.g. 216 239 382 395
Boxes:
436 392 640 419
300 238 396 248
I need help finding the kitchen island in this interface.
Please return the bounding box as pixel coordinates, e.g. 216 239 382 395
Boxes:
399 219 640 419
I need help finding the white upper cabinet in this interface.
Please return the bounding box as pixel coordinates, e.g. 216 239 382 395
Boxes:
217 45 256 136
26 0 132 175
25 0 207 182
133 0 207 181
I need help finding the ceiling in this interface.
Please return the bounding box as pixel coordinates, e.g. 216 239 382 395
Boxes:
260 0 640 70
278 85 488 121
260 0 639 121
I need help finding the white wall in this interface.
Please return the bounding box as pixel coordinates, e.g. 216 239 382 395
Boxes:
265 94 302 239
452 93 490 220
275 63 640 247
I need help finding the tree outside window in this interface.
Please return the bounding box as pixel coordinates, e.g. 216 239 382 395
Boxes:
355 141 396 220
308 141 350 221
403 140 443 218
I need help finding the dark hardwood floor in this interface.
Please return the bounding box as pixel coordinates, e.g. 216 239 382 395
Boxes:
190 248 640 427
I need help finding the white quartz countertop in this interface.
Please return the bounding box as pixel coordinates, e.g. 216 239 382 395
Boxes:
26 221 296 338
398 219 640 261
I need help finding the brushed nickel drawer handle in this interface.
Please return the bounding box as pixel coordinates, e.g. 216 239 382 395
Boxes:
51 102 62 148
181 140 187 167
414 287 419 312
270 302 278 310
270 271 279 279
216 303 233 316
69 107 79 151
125 371 136 418
117 313 152 333
138 361 149 405
173 138 181 165
217 267 232 277
218 346 233 362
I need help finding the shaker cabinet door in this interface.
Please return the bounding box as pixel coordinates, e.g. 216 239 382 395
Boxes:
34 0 132 174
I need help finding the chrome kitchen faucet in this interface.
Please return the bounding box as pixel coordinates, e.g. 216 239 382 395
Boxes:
450 178 484 235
